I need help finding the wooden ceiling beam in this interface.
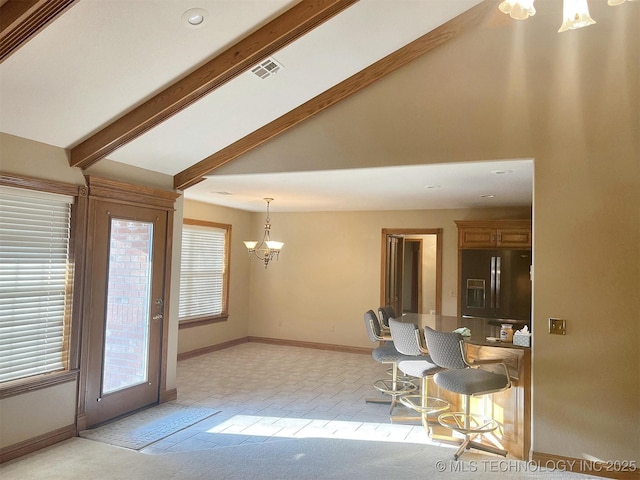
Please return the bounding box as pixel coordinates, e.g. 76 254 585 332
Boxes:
174 0 496 191
0 0 78 63
69 0 359 170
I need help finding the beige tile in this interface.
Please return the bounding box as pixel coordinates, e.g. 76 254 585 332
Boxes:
140 342 440 453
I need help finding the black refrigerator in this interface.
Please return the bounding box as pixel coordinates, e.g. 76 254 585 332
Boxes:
460 249 532 322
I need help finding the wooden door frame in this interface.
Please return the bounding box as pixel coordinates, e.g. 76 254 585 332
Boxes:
380 228 442 315
76 177 179 431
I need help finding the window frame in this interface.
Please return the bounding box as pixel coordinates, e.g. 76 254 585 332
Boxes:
178 218 231 330
0 173 86 398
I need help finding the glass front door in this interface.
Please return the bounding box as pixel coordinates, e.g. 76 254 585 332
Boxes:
84 201 167 427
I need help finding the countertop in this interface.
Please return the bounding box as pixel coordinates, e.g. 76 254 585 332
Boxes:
399 313 531 349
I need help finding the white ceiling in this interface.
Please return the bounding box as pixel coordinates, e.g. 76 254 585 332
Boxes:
0 0 567 212
191 159 533 212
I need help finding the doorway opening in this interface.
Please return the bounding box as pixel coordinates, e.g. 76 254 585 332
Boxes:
380 228 442 316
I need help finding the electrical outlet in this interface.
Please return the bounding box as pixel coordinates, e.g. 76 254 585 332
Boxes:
549 318 566 335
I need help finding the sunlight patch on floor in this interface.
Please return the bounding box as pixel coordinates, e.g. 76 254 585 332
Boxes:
204 413 456 447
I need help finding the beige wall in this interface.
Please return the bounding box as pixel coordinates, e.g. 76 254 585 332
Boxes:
0 382 77 447
529 27 640 462
243 207 529 348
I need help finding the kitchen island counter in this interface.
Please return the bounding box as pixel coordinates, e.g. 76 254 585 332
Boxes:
399 313 531 460
400 313 531 349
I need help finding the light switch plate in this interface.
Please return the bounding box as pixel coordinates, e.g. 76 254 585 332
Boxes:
549 318 566 335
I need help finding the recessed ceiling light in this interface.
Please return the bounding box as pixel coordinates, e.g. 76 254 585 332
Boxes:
182 8 208 28
480 194 496 198
424 185 441 189
491 169 514 175
213 191 233 196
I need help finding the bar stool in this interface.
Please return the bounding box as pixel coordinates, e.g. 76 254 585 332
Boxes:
388 318 449 430
363 310 417 414
423 326 511 460
377 305 396 331
377 305 412 382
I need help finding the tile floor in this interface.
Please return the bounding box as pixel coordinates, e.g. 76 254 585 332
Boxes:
142 342 449 454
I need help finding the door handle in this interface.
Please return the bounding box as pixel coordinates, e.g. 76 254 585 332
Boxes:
153 298 164 321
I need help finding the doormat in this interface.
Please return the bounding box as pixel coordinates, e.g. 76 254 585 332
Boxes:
79 403 220 450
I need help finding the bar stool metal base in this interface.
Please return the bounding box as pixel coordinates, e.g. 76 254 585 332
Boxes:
373 378 417 396
438 412 507 461
394 376 449 431
386 367 413 382
399 394 449 415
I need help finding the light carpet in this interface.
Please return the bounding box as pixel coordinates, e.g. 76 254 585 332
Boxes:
1 436 599 480
79 403 220 450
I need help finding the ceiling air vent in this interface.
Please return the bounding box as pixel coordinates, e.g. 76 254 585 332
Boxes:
251 58 283 79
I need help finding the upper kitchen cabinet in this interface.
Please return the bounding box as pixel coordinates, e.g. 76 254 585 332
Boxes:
455 220 532 249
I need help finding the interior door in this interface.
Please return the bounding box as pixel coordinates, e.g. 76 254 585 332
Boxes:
385 234 404 315
84 200 168 427
403 239 422 313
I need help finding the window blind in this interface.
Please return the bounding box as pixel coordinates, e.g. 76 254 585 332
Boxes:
0 186 73 383
179 224 226 319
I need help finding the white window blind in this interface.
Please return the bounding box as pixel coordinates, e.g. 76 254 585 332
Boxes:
0 186 73 383
179 224 226 319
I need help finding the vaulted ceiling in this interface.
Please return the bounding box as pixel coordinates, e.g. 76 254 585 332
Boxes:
2 0 632 211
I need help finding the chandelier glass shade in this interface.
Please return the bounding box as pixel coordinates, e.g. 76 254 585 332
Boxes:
499 0 536 20
244 198 283 268
558 0 596 32
498 0 636 32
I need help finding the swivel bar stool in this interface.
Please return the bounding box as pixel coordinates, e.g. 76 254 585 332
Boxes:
388 318 449 430
363 310 417 414
377 305 412 382
424 326 511 460
377 305 396 331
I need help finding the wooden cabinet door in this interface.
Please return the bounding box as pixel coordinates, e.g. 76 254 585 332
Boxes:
456 220 532 249
458 227 496 248
497 228 531 248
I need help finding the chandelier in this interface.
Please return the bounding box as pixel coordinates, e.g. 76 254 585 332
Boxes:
243 198 284 268
498 0 637 32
